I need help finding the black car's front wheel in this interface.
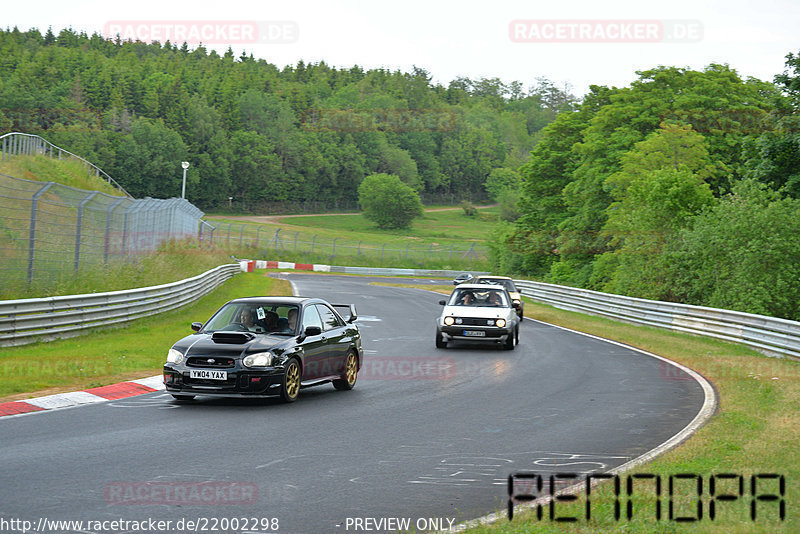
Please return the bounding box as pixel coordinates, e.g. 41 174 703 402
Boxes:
333 351 358 391
280 359 301 402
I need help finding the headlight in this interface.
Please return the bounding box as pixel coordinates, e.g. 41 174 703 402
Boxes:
495 319 507 328
243 352 273 367
166 348 184 364
444 316 455 326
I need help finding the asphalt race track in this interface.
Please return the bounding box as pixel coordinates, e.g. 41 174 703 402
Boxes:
0 274 708 533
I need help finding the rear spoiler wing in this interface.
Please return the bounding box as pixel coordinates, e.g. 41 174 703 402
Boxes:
332 303 358 323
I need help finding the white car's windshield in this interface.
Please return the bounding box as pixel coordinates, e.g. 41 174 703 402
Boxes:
449 289 508 307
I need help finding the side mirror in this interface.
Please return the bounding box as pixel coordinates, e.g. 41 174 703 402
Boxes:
191 322 203 332
439 300 447 305
304 325 322 337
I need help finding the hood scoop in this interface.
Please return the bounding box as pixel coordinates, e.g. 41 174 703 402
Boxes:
212 331 255 344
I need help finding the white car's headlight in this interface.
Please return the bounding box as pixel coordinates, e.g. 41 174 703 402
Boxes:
166 348 184 364
444 316 455 326
495 318 507 328
243 352 273 368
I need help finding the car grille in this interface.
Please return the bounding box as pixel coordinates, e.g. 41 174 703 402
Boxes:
187 356 236 368
456 318 499 326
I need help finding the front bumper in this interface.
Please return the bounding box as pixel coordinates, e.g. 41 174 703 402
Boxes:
163 364 287 397
439 325 512 342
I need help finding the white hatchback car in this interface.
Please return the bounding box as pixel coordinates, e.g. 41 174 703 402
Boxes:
435 283 520 350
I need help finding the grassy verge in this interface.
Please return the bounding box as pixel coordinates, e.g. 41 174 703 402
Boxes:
380 283 797 533
0 155 123 196
0 272 291 401
0 240 235 300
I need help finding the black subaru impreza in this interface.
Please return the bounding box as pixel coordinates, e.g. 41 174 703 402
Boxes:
163 296 362 403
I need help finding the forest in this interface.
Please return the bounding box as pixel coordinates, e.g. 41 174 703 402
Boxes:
2 27 799 320
0 27 571 211
491 53 800 320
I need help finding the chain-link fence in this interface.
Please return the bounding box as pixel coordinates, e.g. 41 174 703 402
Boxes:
1 132 130 196
0 172 204 285
201 221 488 268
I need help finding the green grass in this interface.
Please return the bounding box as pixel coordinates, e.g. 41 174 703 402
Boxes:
0 154 124 196
0 240 236 300
0 272 291 400
204 206 497 271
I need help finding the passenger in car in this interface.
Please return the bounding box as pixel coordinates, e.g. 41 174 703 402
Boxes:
459 291 474 305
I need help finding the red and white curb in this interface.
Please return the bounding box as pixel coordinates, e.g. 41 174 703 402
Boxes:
0 376 164 418
239 260 330 273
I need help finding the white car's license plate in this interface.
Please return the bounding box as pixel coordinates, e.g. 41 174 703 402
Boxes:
190 369 227 380
463 330 485 337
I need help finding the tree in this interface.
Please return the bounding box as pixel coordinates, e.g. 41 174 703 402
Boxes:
672 180 800 320
358 173 423 229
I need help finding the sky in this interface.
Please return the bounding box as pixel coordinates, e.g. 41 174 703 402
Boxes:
4 0 799 96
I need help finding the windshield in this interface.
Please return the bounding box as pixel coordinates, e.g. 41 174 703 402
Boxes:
203 303 299 334
448 288 509 307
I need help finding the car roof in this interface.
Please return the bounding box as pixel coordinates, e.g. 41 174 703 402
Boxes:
453 283 510 292
473 275 512 281
228 296 321 306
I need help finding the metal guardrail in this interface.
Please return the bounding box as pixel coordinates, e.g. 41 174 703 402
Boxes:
0 132 131 197
0 264 240 347
514 279 800 360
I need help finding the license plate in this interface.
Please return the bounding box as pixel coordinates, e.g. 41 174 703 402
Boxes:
190 369 227 380
463 330 485 337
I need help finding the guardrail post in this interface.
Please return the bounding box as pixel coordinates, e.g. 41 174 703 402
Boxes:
27 182 55 283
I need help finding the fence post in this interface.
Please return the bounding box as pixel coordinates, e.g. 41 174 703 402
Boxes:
256 225 264 248
294 232 299 252
357 240 362 256
381 243 385 265
104 197 126 264
239 224 245 247
26 182 55 283
405 243 409 260
311 234 316 255
274 228 281 252
74 192 99 271
332 238 338 259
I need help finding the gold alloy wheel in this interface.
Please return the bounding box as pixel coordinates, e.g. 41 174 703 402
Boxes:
285 361 300 399
345 353 357 385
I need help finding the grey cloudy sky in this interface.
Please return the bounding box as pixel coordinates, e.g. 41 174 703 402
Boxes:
5 0 799 95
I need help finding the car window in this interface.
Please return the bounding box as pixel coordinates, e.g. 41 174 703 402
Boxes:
301 305 323 331
449 289 477 306
316 304 342 330
203 303 238 331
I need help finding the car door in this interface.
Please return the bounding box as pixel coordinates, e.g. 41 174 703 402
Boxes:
298 305 327 379
315 304 348 378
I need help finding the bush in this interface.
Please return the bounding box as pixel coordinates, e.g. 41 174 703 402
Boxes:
358 173 424 229
461 201 477 217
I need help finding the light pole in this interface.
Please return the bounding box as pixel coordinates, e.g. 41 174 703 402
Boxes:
181 161 190 199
